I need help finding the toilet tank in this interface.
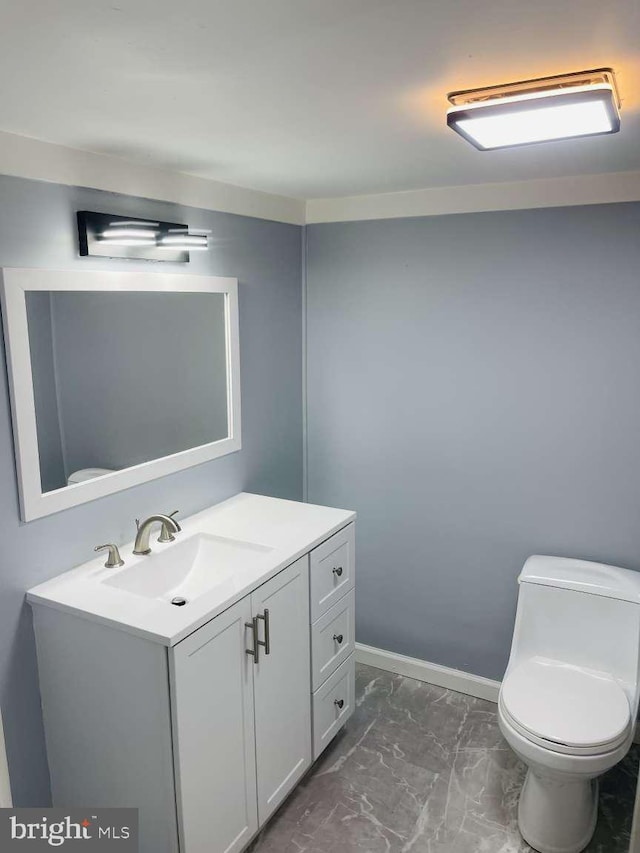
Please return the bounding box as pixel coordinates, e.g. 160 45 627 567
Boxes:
507 556 640 703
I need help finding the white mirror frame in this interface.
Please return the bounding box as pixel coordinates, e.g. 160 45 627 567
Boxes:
0 268 241 521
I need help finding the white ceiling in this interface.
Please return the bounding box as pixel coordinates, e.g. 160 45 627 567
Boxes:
0 0 638 200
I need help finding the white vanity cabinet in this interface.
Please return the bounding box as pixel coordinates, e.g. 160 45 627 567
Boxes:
28 495 356 853
170 556 310 853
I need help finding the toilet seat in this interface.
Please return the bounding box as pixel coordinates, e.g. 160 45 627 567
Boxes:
500 657 631 756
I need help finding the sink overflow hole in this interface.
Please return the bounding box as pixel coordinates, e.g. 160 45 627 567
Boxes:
171 597 188 607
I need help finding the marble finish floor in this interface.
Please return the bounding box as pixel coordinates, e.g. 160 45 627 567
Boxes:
250 663 639 853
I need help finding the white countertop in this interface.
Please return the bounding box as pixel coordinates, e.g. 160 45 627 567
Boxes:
27 493 356 646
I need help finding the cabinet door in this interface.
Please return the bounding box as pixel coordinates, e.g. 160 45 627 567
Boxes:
251 556 311 824
170 598 258 853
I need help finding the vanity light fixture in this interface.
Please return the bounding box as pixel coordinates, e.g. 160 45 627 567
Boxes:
77 211 204 262
447 68 620 150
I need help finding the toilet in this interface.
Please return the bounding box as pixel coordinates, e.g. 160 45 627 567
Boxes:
499 555 640 853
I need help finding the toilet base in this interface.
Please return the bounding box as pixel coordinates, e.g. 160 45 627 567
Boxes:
518 768 598 853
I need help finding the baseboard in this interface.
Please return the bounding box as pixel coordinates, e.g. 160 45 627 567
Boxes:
356 643 640 748
355 642 501 703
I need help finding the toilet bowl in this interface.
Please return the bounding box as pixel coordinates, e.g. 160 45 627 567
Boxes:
502 556 640 853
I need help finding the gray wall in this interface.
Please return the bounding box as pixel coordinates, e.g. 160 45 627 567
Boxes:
0 174 303 806
306 203 640 682
5 174 640 806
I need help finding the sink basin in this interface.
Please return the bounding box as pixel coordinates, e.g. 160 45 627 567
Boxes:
103 533 273 603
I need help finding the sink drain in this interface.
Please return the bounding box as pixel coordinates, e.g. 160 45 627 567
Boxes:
171 596 188 607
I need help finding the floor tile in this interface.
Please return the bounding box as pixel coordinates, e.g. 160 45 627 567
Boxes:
249 663 638 853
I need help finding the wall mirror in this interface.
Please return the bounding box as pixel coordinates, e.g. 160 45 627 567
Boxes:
0 269 241 521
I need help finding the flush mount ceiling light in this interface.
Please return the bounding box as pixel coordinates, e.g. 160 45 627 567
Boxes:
447 68 620 151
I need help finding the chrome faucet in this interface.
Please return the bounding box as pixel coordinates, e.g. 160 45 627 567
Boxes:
133 512 181 555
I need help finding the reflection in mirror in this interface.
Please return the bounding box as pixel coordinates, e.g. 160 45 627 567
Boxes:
26 291 229 493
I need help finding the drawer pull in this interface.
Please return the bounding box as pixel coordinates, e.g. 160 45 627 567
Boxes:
333 566 343 577
333 633 344 644
245 617 259 663
334 698 344 710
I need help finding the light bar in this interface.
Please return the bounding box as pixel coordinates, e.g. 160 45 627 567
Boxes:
447 70 620 151
100 221 159 246
159 230 209 251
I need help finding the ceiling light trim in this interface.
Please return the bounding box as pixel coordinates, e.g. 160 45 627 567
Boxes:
447 68 620 108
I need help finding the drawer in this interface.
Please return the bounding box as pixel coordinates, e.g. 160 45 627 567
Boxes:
310 523 355 621
312 653 355 760
311 589 355 691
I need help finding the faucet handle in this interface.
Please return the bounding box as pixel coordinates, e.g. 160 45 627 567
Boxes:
158 511 181 543
95 543 125 569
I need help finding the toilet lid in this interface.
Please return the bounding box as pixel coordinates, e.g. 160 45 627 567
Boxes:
501 658 631 750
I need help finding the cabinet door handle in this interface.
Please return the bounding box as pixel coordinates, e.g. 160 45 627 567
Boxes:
245 617 259 663
333 633 344 645
257 608 270 655
333 566 343 577
334 698 344 710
